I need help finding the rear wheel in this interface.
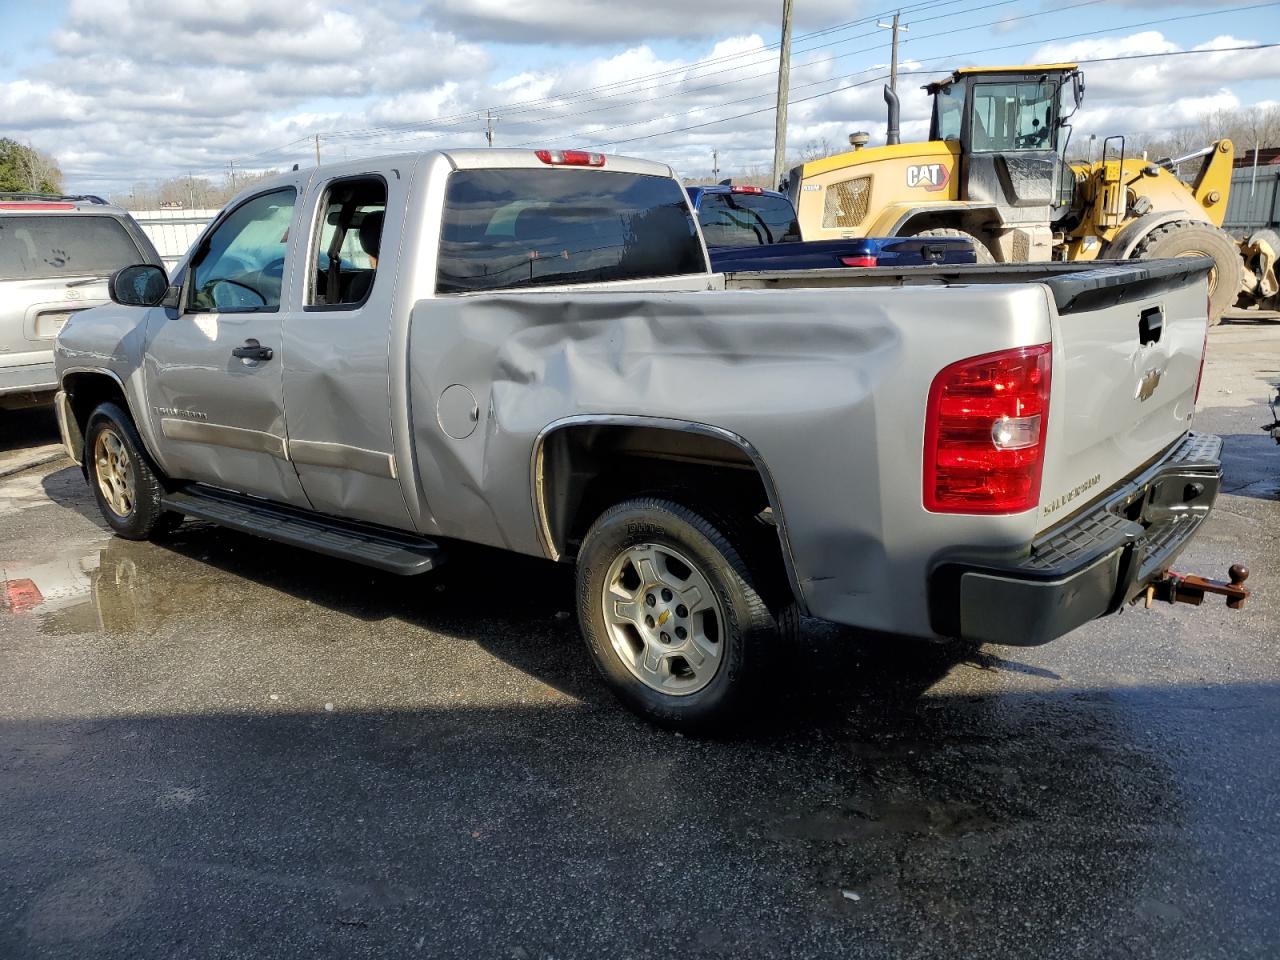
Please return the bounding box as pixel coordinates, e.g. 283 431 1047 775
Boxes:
575 498 780 731
84 403 181 540
1131 221 1244 326
908 227 996 264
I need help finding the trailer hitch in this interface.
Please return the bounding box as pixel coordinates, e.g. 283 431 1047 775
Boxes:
1145 564 1250 610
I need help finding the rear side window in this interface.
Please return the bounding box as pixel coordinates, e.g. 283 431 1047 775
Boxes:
0 215 143 281
437 169 705 294
697 193 801 247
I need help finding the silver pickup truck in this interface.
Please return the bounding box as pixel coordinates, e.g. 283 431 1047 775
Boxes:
52 148 1243 728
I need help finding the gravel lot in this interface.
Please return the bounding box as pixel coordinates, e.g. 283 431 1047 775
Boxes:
1 322 1277 960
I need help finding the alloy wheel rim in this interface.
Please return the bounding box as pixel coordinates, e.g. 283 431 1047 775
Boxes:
94 428 136 518
601 542 726 696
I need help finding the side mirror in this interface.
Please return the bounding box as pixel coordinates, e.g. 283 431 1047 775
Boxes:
109 264 170 307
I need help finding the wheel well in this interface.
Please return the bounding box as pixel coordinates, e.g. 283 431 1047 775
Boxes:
61 372 130 456
897 211 994 244
537 423 777 558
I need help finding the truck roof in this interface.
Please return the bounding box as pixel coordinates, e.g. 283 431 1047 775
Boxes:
223 149 678 204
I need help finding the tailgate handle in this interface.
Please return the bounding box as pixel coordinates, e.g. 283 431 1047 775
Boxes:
1139 306 1164 345
921 243 945 262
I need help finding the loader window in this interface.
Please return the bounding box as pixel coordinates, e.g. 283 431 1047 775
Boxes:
932 84 962 142
970 82 1057 152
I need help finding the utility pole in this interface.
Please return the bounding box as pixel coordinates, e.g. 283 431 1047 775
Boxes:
876 11 908 94
228 159 237 190
485 110 497 148
187 172 195 210
712 148 719 180
315 134 321 166
771 0 794 191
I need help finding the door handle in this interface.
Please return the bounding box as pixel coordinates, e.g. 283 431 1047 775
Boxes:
232 339 274 362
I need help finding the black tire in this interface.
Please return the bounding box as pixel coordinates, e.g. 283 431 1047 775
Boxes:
575 498 780 731
84 402 181 540
1131 220 1244 326
908 227 996 264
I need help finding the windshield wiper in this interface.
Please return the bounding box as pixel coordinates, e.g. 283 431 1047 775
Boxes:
64 274 114 287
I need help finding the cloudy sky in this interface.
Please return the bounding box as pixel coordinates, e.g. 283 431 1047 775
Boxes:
0 0 1277 194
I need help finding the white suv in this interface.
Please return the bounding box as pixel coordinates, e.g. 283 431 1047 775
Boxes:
1 194 163 409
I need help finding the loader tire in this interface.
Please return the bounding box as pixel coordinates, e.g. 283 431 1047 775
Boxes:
1131 221 1244 326
908 228 996 264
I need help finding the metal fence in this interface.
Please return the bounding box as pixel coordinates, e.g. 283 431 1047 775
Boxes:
130 207 220 269
1222 166 1280 237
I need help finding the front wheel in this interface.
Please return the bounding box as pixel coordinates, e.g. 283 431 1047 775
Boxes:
84 403 181 540
575 498 782 731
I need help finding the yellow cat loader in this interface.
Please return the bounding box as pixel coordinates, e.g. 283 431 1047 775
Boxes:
785 64 1278 323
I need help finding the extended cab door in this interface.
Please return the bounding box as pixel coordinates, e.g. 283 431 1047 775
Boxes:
142 183 311 505
278 170 414 529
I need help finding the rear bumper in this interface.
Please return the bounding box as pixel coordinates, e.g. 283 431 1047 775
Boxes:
0 361 56 398
929 432 1222 646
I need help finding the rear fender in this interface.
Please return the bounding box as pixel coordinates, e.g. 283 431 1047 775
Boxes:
870 201 1001 238
1101 211 1210 260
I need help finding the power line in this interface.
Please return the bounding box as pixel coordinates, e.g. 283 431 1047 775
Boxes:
288 0 987 148
580 38 1280 151
327 0 1036 153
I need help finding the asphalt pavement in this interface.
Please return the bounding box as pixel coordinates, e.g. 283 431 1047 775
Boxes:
1 322 1277 959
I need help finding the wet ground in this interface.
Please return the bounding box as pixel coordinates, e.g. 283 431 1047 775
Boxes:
1 323 1278 959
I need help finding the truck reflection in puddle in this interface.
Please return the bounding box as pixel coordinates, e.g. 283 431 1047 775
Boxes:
0 538 164 636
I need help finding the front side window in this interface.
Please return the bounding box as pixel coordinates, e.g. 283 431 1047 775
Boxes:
970 81 1057 152
697 193 801 247
308 177 387 308
437 169 704 294
189 188 296 312
0 215 142 281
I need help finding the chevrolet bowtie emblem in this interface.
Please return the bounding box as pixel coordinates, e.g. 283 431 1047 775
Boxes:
658 609 671 626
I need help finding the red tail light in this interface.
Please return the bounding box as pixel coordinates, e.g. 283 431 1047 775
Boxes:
923 344 1052 514
729 185 764 194
839 254 878 268
535 149 605 167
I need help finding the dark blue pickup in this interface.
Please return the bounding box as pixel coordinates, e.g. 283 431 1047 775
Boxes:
685 184 975 272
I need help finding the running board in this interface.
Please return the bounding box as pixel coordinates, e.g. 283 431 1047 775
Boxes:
162 485 444 575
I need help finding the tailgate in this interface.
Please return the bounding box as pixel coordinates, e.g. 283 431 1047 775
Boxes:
1036 257 1212 534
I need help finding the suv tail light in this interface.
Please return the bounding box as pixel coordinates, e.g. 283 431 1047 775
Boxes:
535 149 605 167
839 254 878 267
923 343 1052 514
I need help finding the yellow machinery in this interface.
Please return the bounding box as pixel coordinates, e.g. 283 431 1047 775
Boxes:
786 64 1274 323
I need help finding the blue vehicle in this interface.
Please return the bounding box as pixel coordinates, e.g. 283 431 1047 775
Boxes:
684 183 975 272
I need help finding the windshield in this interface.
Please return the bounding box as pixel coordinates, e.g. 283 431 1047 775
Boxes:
970 81 1058 152
697 193 801 247
0 215 143 281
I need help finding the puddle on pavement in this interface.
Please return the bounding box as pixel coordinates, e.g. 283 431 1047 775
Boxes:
0 536 196 637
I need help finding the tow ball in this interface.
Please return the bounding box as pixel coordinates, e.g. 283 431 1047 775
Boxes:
1145 565 1250 610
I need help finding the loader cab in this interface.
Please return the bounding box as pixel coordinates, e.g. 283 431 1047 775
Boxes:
926 65 1082 219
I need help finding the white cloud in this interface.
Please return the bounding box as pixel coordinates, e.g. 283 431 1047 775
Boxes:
3 3 1277 194
428 0 863 44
